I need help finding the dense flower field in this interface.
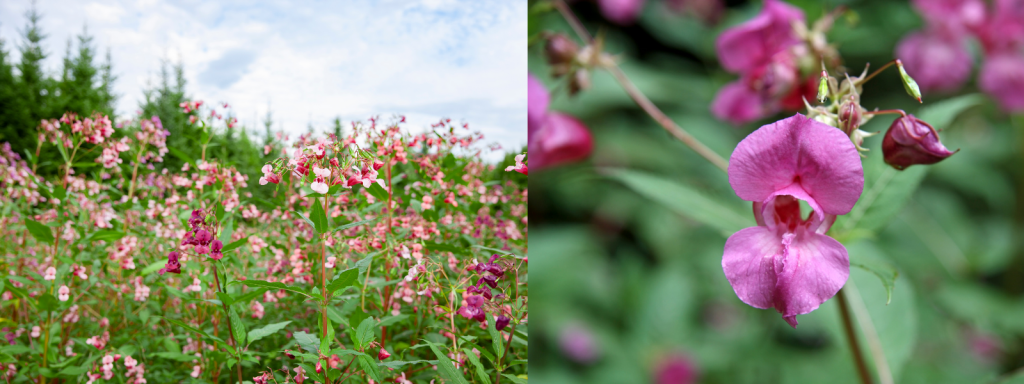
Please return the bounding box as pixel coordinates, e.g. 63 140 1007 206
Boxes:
0 103 528 383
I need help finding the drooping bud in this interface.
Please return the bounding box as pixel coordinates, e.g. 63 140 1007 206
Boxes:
377 347 391 360
882 115 956 170
495 315 511 331
544 33 579 77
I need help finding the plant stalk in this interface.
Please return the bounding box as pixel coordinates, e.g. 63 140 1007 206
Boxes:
836 288 872 384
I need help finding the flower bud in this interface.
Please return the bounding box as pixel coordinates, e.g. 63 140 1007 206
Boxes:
377 347 391 360
545 33 579 77
495 315 511 331
838 96 863 135
816 70 829 102
372 159 384 170
882 115 956 170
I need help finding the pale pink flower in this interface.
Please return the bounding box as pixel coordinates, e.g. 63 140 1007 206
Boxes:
43 267 56 281
58 285 70 301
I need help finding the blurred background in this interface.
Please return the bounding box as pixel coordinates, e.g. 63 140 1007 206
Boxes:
528 0 1024 383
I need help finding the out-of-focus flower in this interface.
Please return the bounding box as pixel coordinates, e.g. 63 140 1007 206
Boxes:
882 115 957 169
711 82 768 125
560 323 599 364
715 0 803 73
979 53 1024 112
159 251 182 275
528 74 593 170
723 114 863 327
598 0 646 25
895 30 972 93
655 352 699 384
58 285 70 301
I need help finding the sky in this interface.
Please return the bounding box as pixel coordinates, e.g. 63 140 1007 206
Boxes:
0 0 527 160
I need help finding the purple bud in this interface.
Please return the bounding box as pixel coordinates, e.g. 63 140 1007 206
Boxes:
838 96 863 135
882 115 957 170
544 33 579 76
495 315 511 331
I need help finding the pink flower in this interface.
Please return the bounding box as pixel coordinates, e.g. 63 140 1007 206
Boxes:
723 114 863 327
293 366 307 384
528 74 593 171
311 178 329 194
895 30 972 93
504 153 528 175
912 0 987 35
979 53 1024 112
711 81 768 125
598 0 646 25
313 166 331 178
58 285 70 301
715 0 803 73
655 353 698 384
43 267 56 281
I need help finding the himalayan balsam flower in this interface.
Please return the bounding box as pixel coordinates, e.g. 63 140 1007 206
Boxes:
44 267 56 281
504 153 528 175
979 53 1024 112
259 164 280 185
895 30 972 93
882 115 957 169
598 0 646 25
58 285 70 301
715 0 803 73
723 114 864 327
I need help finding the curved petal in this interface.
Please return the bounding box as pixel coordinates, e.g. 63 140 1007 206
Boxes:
531 113 594 170
722 226 783 310
715 0 803 73
728 114 863 215
528 74 550 137
772 230 849 327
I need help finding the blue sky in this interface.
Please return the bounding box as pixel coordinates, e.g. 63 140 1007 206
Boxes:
0 0 526 159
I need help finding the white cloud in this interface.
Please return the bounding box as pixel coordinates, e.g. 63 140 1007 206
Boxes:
0 0 526 160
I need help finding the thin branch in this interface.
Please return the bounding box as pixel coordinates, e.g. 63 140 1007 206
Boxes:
552 0 730 173
836 288 873 384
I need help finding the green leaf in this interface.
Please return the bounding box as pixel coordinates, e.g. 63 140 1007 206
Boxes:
293 331 320 354
367 182 389 202
216 292 235 306
355 317 377 350
377 314 409 328
167 146 195 166
896 60 923 103
158 316 229 350
219 220 234 243
332 218 377 233
310 197 329 233
37 293 59 312
355 252 377 278
359 354 383 383
151 351 198 362
321 316 335 353
25 219 55 244
502 374 528 384
349 308 369 333
850 256 899 305
327 268 359 294
221 236 250 253
463 347 492 384
424 340 471 384
606 168 753 236
424 241 463 254
292 210 318 233
85 230 126 243
232 288 267 305
833 150 927 234
140 262 165 276
916 93 984 130
247 321 292 346
58 365 89 376
237 279 311 297
163 336 181 353
486 312 504 360
843 241 918 380
378 359 438 369
228 308 246 348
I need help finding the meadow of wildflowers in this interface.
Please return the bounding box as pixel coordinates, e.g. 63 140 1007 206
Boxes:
0 101 528 383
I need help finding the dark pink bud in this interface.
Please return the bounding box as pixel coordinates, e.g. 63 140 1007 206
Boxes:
330 158 340 167
266 173 281 184
377 347 391 360
544 33 579 76
346 176 361 187
882 115 957 170
372 159 384 170
495 315 510 331
838 96 863 135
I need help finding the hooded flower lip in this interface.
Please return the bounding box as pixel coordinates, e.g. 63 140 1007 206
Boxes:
715 0 804 73
723 114 863 327
882 114 958 170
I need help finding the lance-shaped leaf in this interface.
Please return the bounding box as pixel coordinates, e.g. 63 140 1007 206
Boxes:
310 197 329 234
424 340 471 384
25 219 54 244
327 268 359 294
237 279 311 297
247 321 292 346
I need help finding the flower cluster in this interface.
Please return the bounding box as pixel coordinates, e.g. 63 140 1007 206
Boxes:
458 254 512 330
898 0 1024 111
712 0 818 124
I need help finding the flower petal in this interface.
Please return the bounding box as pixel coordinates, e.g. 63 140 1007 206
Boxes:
530 113 594 170
715 0 803 73
773 230 849 327
528 74 550 137
711 81 768 125
722 226 782 310
728 114 863 215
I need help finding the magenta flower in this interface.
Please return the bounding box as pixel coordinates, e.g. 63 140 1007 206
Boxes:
598 0 646 25
882 115 957 169
654 353 698 384
980 53 1024 112
912 0 986 34
715 0 803 73
711 81 768 124
895 30 972 93
159 251 182 275
723 114 863 327
528 74 594 170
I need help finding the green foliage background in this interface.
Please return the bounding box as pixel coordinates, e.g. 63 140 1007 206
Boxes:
529 1 1024 383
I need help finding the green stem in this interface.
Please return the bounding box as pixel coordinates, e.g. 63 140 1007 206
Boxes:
836 288 872 384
